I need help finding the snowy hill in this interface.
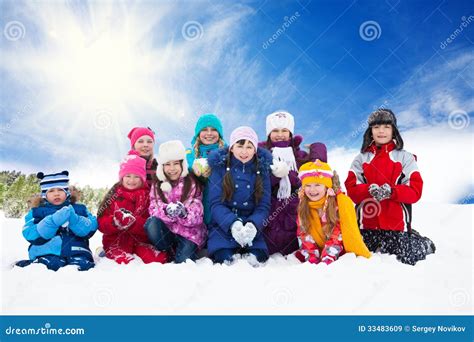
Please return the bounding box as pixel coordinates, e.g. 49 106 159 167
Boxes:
1 204 472 315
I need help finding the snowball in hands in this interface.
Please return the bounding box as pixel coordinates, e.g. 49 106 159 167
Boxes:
165 201 188 219
175 201 188 218
113 208 136 230
230 220 246 247
270 159 290 178
165 202 180 218
241 222 257 247
192 158 210 177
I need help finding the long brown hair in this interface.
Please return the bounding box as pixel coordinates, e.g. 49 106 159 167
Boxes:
222 140 263 204
97 182 121 217
297 171 342 240
153 161 203 204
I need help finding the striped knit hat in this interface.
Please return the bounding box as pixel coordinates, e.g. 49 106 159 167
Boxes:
37 171 70 198
298 160 334 188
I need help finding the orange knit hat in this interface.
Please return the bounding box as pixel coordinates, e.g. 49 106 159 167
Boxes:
298 159 333 188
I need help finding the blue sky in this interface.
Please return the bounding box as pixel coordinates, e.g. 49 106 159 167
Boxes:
0 0 472 202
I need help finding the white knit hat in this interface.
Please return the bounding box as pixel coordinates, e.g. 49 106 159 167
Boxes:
156 140 189 192
266 110 295 136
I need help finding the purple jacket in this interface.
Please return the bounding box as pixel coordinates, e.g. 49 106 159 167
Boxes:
258 135 327 255
149 177 207 247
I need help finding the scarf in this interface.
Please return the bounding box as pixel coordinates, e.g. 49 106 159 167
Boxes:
271 141 297 200
198 143 220 158
115 185 150 218
307 193 371 258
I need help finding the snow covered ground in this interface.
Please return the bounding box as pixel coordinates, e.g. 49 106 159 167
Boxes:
1 204 472 315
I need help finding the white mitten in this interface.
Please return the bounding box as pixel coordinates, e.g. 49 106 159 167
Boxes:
230 220 246 247
241 222 257 247
270 159 290 178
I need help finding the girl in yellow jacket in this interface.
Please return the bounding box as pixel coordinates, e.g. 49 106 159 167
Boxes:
295 160 371 264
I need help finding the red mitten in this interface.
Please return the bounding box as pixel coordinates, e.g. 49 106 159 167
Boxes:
113 208 136 230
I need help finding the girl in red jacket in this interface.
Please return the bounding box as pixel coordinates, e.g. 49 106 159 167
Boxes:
97 151 168 264
344 109 435 265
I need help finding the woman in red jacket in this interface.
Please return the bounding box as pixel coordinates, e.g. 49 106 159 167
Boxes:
344 109 435 265
97 151 167 264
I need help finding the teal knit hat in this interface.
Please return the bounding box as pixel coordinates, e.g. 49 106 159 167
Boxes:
191 113 224 145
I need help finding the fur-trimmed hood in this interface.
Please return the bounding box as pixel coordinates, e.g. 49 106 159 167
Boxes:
28 193 78 209
208 147 273 176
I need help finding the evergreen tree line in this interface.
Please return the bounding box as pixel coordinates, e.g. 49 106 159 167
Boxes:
0 170 108 218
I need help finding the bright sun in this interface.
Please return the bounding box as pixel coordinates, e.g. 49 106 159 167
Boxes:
47 29 145 107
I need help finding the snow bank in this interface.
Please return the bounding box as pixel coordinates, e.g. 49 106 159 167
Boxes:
1 204 472 315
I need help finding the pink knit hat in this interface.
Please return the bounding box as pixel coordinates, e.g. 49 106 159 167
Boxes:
229 126 258 149
119 150 147 185
127 127 155 148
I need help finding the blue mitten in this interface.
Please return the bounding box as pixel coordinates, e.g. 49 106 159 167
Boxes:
68 205 79 225
68 205 84 234
51 206 71 226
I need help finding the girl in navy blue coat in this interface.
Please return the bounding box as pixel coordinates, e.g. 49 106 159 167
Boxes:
16 171 97 271
207 126 272 265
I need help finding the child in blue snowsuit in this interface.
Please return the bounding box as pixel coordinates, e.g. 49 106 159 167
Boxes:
16 171 98 271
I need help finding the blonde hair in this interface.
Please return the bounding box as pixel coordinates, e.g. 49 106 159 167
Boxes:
297 171 342 239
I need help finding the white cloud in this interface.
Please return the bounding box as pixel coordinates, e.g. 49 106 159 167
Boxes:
385 50 474 130
1 1 299 180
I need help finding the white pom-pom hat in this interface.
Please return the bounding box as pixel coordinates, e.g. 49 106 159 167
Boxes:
156 140 189 192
